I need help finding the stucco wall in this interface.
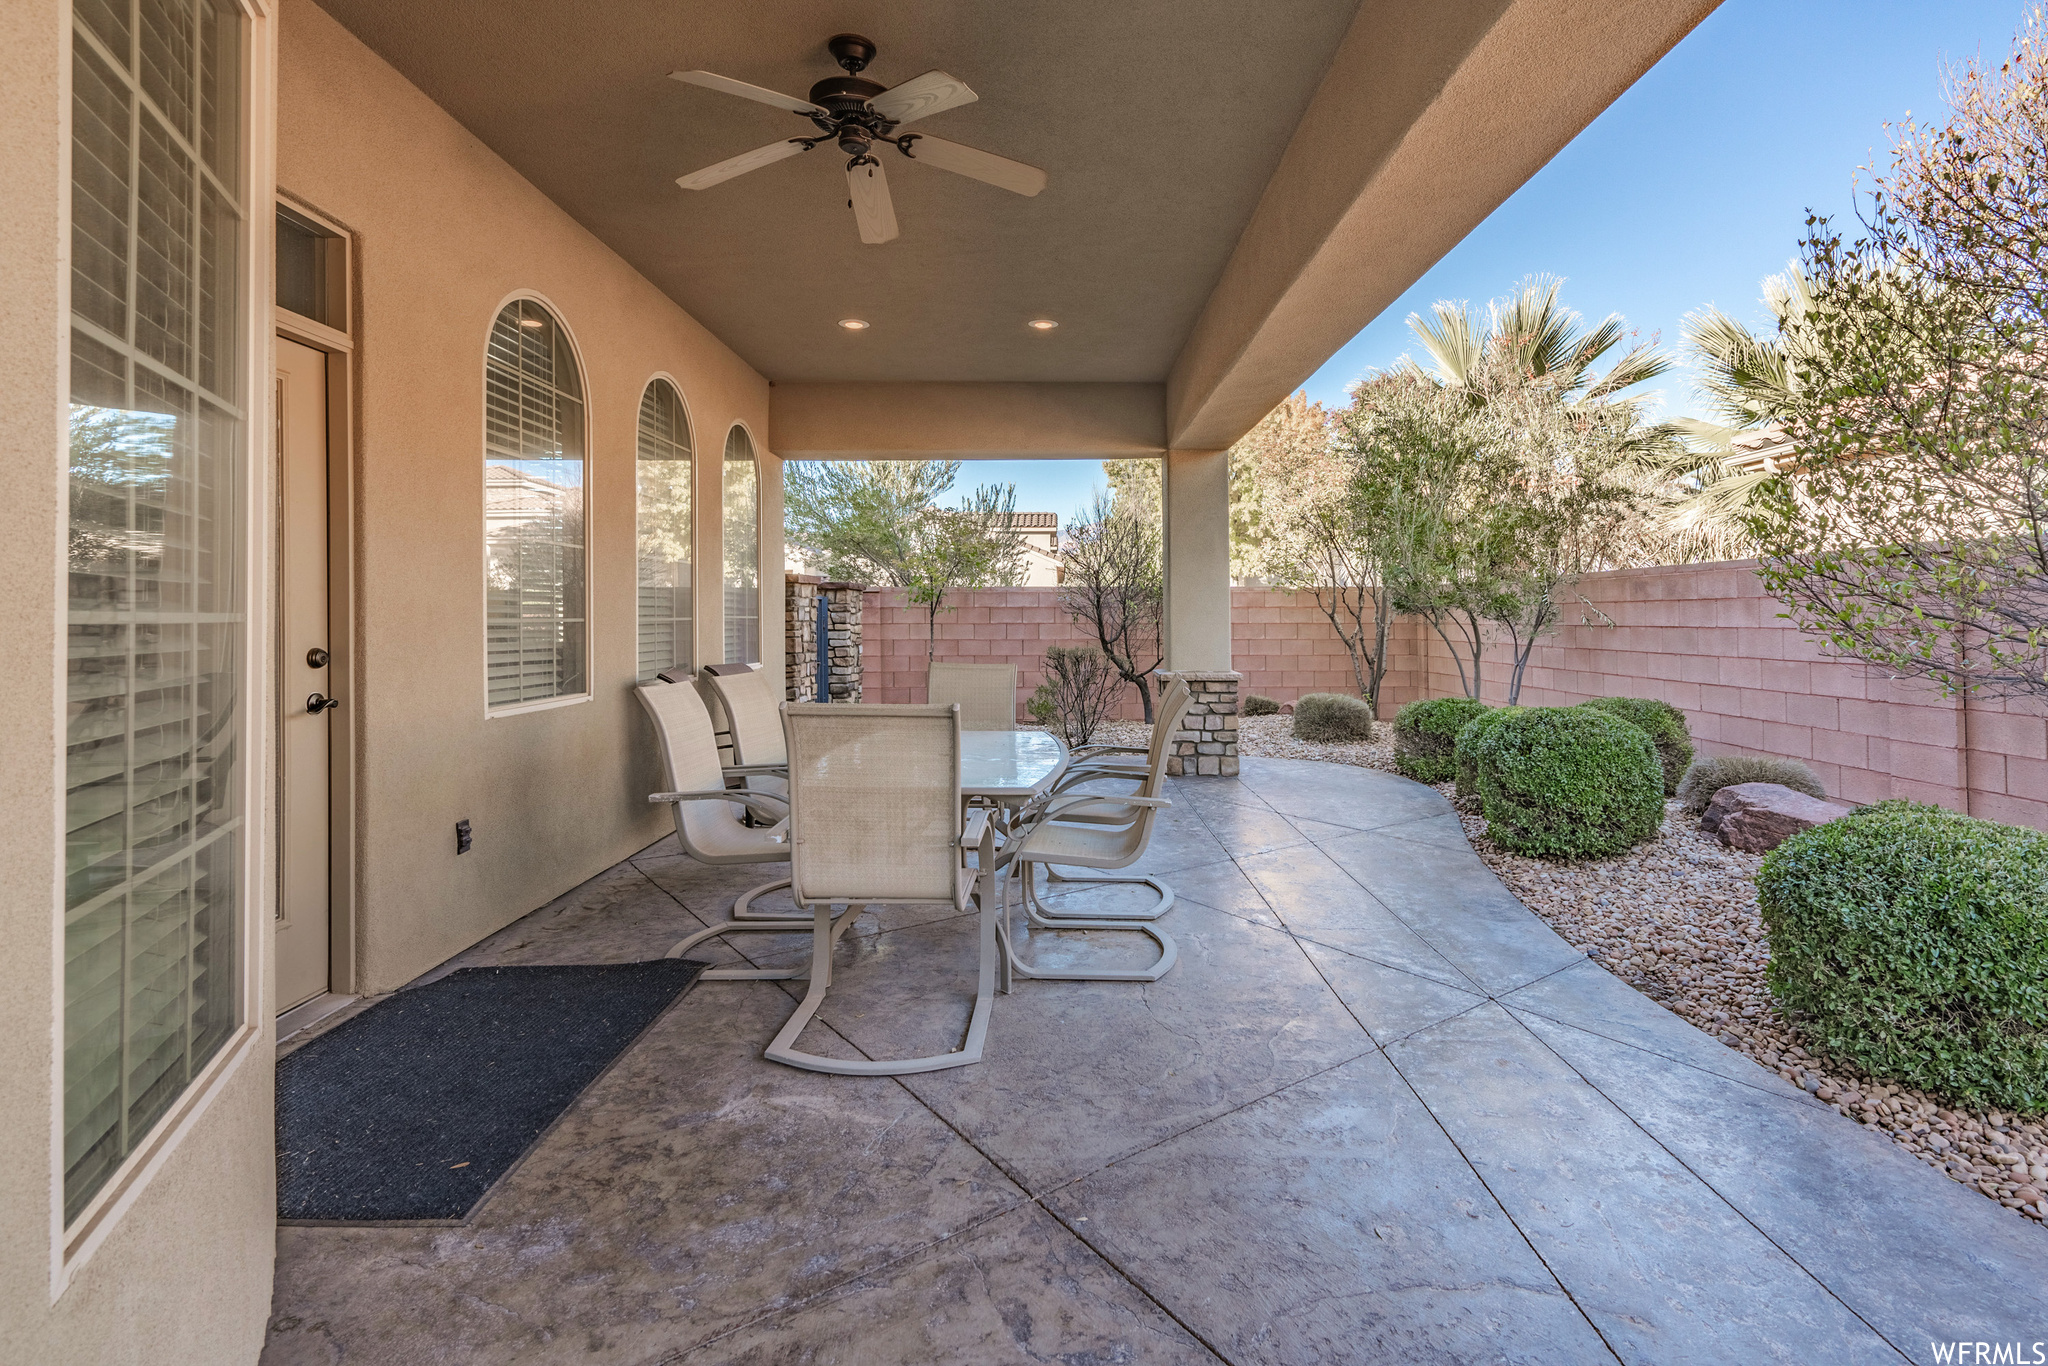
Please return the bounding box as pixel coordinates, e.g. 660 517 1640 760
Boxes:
277 0 779 993
0 2 275 1362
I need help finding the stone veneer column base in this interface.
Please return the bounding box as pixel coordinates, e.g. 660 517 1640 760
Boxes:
784 573 823 701
1159 669 1240 777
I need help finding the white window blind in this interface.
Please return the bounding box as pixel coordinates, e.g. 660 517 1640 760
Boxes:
65 0 246 1224
722 426 760 665
484 300 586 708
635 379 692 682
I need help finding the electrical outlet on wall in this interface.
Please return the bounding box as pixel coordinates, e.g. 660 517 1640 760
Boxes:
455 819 472 855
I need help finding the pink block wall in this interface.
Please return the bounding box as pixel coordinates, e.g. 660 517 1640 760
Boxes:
863 588 1156 717
861 587 1368 720
1379 560 2048 832
851 569 2047 830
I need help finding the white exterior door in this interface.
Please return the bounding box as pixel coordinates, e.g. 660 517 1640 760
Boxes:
276 336 332 1010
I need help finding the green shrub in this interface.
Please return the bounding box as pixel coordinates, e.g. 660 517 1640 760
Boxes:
1242 693 1280 717
1292 692 1376 743
1677 753 1826 814
1392 696 1490 783
1578 696 1694 795
1453 707 1521 799
1759 801 2048 1113
1472 707 1664 859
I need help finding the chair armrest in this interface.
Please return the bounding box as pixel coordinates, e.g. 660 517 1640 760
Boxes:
649 789 789 822
1041 792 1171 817
959 808 991 849
1068 744 1149 758
1061 757 1148 775
1050 766 1145 794
1001 793 1173 862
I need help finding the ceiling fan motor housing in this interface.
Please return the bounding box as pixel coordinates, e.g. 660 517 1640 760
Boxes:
826 32 877 73
808 74 887 116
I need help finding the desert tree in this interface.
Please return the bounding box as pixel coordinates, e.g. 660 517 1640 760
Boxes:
1757 10 2048 700
784 459 1025 662
1382 280 1674 700
1059 490 1166 720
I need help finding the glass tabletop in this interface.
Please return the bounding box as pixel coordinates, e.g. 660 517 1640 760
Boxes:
960 730 1069 800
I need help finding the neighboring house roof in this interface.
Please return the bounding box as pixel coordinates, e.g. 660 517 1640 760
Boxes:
1725 427 1797 474
1003 511 1059 531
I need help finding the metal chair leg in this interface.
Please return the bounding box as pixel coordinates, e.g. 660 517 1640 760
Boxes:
1029 863 1174 922
764 885 998 1076
731 876 807 921
997 862 1176 983
665 902 859 981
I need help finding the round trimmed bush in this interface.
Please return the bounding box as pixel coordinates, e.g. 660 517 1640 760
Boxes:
1291 692 1375 743
1392 696 1490 783
1471 707 1664 859
1759 801 2048 1113
1242 693 1280 717
1678 753 1826 815
1453 706 1521 799
1578 696 1694 795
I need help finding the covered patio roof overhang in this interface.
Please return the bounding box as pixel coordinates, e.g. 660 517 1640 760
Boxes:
308 0 1716 667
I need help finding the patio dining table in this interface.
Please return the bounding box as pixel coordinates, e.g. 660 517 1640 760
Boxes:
955 729 1068 1028
960 728 1069 805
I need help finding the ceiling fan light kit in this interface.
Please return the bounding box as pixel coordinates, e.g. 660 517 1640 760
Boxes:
669 33 1047 246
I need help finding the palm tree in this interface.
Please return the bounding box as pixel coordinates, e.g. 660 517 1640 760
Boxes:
1659 265 1818 554
1405 275 1709 567
1406 274 1673 421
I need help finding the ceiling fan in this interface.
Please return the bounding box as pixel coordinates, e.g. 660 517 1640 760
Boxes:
670 33 1047 245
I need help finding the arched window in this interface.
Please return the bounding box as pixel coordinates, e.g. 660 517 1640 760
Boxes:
635 378 693 681
722 426 761 664
484 298 587 708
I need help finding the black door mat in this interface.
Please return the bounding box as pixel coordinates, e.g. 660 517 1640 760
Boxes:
277 959 705 1223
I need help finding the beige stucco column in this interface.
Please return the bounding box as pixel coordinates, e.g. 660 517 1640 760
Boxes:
1162 449 1232 670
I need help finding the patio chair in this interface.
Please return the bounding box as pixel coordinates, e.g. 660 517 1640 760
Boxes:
927 661 1018 731
696 664 799 919
699 663 787 793
634 681 846 980
992 789 1178 983
1012 675 1193 923
683 702 1000 1076
1054 673 1189 789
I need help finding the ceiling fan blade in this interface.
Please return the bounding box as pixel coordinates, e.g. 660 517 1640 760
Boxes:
847 159 899 245
669 70 825 117
900 134 1046 197
867 70 977 125
676 138 812 191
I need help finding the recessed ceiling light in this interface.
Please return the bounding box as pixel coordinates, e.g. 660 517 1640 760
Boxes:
1027 318 1059 330
518 317 545 329
838 318 870 330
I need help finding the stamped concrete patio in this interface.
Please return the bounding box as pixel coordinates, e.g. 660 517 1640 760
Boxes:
263 758 2048 1365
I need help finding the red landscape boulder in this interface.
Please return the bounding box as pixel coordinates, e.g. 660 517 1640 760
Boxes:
1699 782 1852 853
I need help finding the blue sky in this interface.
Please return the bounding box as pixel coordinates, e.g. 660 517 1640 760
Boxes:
936 0 2031 522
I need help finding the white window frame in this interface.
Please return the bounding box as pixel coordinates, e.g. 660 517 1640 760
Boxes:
633 371 696 683
720 421 764 667
53 0 276 1294
480 289 593 718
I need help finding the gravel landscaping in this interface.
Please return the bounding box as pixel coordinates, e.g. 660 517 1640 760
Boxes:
1194 712 2048 1228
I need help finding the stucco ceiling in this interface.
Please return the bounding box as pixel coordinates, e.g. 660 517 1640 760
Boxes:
307 0 1365 385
